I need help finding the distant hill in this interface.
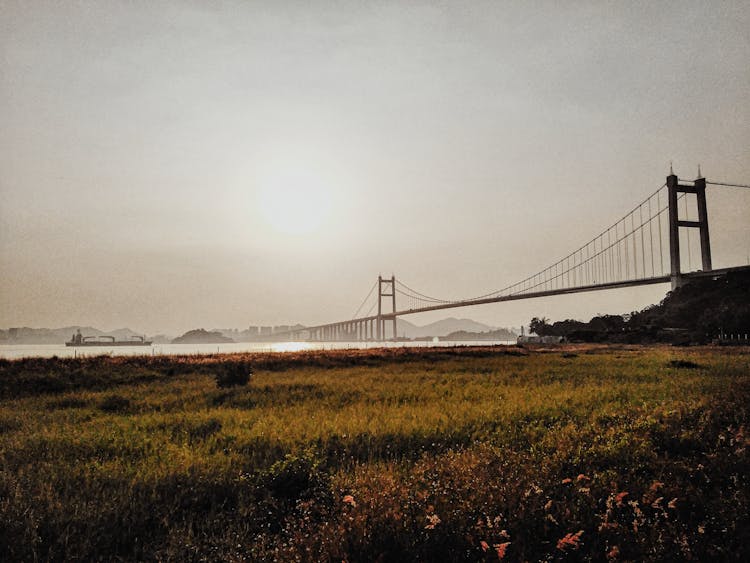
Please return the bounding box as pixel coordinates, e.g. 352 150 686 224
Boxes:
0 326 148 344
149 334 173 345
172 329 234 344
396 317 496 338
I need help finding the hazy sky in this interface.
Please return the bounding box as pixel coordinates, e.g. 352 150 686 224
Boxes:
1 1 749 335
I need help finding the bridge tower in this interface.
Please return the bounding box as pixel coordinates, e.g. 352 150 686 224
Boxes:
667 173 712 289
377 275 397 341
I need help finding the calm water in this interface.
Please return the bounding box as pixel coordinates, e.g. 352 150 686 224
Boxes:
0 340 516 359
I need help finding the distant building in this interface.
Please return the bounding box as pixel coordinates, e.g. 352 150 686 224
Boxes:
246 326 259 336
273 325 291 334
260 326 272 336
517 335 565 344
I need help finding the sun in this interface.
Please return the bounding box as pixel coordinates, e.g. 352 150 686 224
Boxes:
258 171 334 235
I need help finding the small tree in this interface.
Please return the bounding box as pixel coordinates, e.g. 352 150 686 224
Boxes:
529 317 550 336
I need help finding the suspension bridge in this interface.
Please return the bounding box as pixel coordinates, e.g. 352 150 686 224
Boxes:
278 173 750 342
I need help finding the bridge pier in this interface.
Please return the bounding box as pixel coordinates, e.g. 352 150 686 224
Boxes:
667 174 712 290
376 275 397 341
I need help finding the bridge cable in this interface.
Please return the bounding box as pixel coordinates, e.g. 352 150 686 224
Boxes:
457 181 671 301
706 180 750 189
391 182 680 309
351 280 378 320
396 280 454 304
492 189 678 297
363 301 377 318
394 287 447 306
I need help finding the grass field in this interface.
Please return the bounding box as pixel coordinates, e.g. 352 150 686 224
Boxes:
1 345 748 561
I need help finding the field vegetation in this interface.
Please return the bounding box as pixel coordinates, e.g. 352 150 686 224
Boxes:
1 345 748 561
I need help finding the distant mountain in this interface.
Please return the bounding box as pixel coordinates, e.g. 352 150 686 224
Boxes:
172 329 234 344
149 334 173 344
0 318 510 344
0 326 150 344
396 317 496 338
106 328 143 340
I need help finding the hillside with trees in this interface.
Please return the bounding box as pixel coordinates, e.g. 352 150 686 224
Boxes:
530 270 750 343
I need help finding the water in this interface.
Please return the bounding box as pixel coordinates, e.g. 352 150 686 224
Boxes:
0 340 516 359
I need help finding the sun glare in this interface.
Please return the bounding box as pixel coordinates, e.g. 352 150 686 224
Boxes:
258 172 334 235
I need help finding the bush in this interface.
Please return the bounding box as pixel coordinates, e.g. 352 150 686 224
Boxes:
669 359 701 369
260 450 330 503
99 394 131 413
215 362 252 388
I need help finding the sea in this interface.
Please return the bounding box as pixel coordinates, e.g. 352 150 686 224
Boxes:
0 340 517 360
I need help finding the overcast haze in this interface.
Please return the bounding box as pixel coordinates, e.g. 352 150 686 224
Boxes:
1 1 749 335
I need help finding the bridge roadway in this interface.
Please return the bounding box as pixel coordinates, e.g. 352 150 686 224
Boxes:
277 265 750 342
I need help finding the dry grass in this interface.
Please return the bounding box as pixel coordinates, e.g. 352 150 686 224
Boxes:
1 345 748 561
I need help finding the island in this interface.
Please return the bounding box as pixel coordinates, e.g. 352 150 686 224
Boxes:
171 329 234 344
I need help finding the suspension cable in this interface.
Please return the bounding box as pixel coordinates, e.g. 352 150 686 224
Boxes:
386 180 693 310
707 180 750 189
396 280 454 303
351 280 378 319
356 179 744 316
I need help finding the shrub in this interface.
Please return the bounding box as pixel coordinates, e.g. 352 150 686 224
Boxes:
215 362 252 388
669 359 701 369
260 451 330 503
99 394 131 413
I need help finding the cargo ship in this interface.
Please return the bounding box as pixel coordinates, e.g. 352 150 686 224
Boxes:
66 333 152 347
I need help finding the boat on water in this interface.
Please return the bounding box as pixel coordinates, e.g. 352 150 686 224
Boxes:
66 333 152 347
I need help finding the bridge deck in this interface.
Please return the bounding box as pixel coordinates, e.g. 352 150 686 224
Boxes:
280 265 750 336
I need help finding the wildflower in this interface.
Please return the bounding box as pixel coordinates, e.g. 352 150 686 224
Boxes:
562 478 573 484
734 426 749 446
544 499 553 511
607 545 621 560
576 473 591 483
524 484 543 497
651 496 663 509
649 480 664 492
615 491 628 506
578 487 591 495
425 514 441 529
557 530 584 551
494 542 511 559
480 540 489 552
667 497 678 510
342 495 356 507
